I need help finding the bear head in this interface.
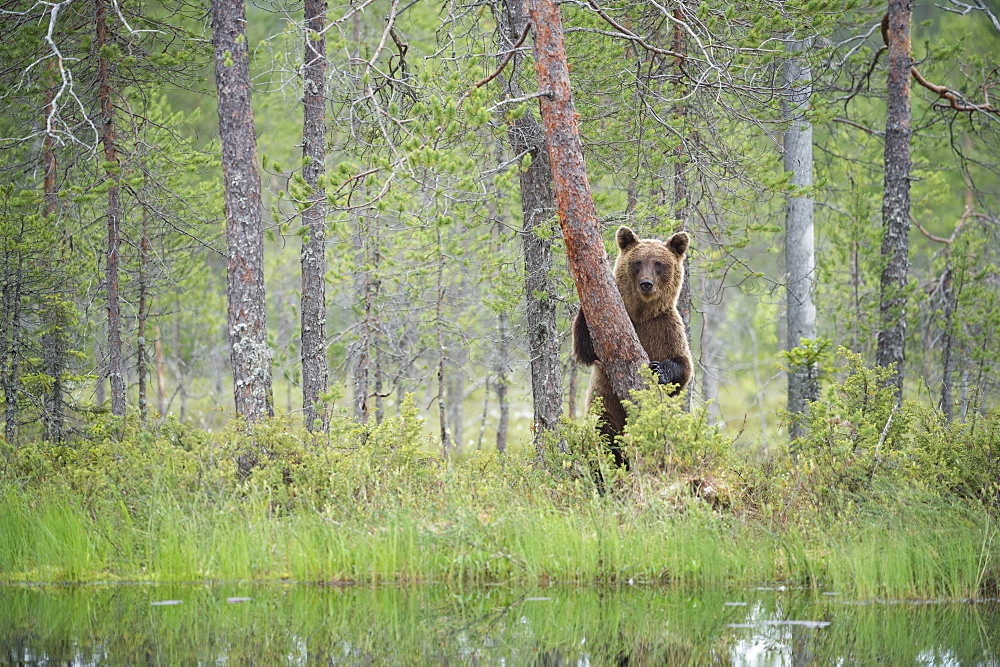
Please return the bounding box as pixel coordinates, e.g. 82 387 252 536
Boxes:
613 226 689 320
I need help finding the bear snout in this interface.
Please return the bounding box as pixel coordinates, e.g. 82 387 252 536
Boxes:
639 279 655 293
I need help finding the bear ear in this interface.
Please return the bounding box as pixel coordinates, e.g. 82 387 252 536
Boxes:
616 226 639 251
667 231 689 257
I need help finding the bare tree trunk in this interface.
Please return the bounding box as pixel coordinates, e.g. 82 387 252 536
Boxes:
498 0 563 450
495 310 510 453
351 218 372 424
699 282 724 421
938 266 955 419
300 0 329 433
97 0 126 417
1 258 23 444
527 0 647 402
435 225 451 455
41 68 66 443
672 9 693 413
448 362 464 452
137 210 151 424
41 298 68 442
154 321 166 417
877 0 912 402
783 37 818 439
212 0 274 438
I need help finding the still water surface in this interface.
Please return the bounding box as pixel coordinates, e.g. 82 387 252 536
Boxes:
2 583 997 664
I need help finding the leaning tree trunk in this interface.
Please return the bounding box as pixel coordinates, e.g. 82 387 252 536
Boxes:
783 37 818 439
300 0 329 433
97 0 126 417
876 0 912 402
498 0 563 450
527 0 647 401
212 0 273 436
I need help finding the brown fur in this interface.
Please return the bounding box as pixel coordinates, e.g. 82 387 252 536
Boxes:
572 226 693 467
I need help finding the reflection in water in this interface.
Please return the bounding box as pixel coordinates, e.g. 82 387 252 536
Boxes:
1 583 997 664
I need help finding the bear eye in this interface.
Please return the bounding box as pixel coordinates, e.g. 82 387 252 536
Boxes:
654 261 663 272
632 260 642 271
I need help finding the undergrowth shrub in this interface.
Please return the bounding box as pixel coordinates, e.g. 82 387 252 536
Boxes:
620 381 736 508
790 349 914 508
228 395 442 515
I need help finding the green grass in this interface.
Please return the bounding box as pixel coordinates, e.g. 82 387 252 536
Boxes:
2 373 998 599
1 479 995 599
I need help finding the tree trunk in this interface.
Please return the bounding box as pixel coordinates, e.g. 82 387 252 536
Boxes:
527 0 647 402
352 218 371 424
1 258 23 444
435 225 451 455
137 210 151 424
41 68 66 443
783 37 818 439
672 10 694 414
300 0 329 433
876 0 912 402
97 0 126 417
154 321 166 417
495 310 510 453
498 0 563 450
212 0 274 435
938 265 955 419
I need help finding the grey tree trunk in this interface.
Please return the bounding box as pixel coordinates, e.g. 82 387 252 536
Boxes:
877 0 912 402
494 310 511 453
498 0 563 451
783 37 818 439
97 0 126 417
938 266 955 419
212 0 274 444
1 259 23 444
137 210 151 424
41 71 66 443
300 0 329 433
672 10 694 413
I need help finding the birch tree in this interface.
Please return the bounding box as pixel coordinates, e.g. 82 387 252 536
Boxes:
783 37 818 439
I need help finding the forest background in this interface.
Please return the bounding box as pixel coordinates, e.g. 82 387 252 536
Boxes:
3 0 998 450
1 0 999 590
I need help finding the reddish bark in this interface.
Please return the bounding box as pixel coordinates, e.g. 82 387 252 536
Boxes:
526 0 646 401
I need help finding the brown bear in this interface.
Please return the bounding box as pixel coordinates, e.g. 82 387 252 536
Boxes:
572 225 693 468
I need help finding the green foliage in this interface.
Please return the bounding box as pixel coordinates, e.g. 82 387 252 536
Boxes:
790 348 1000 513
779 337 833 375
622 381 733 482
791 348 914 502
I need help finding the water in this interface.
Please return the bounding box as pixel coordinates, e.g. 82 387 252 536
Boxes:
1 583 997 664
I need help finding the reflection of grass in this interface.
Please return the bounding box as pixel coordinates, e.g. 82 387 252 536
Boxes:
1 581 997 664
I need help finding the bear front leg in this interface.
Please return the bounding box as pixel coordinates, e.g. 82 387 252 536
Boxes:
572 307 598 365
649 356 691 393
